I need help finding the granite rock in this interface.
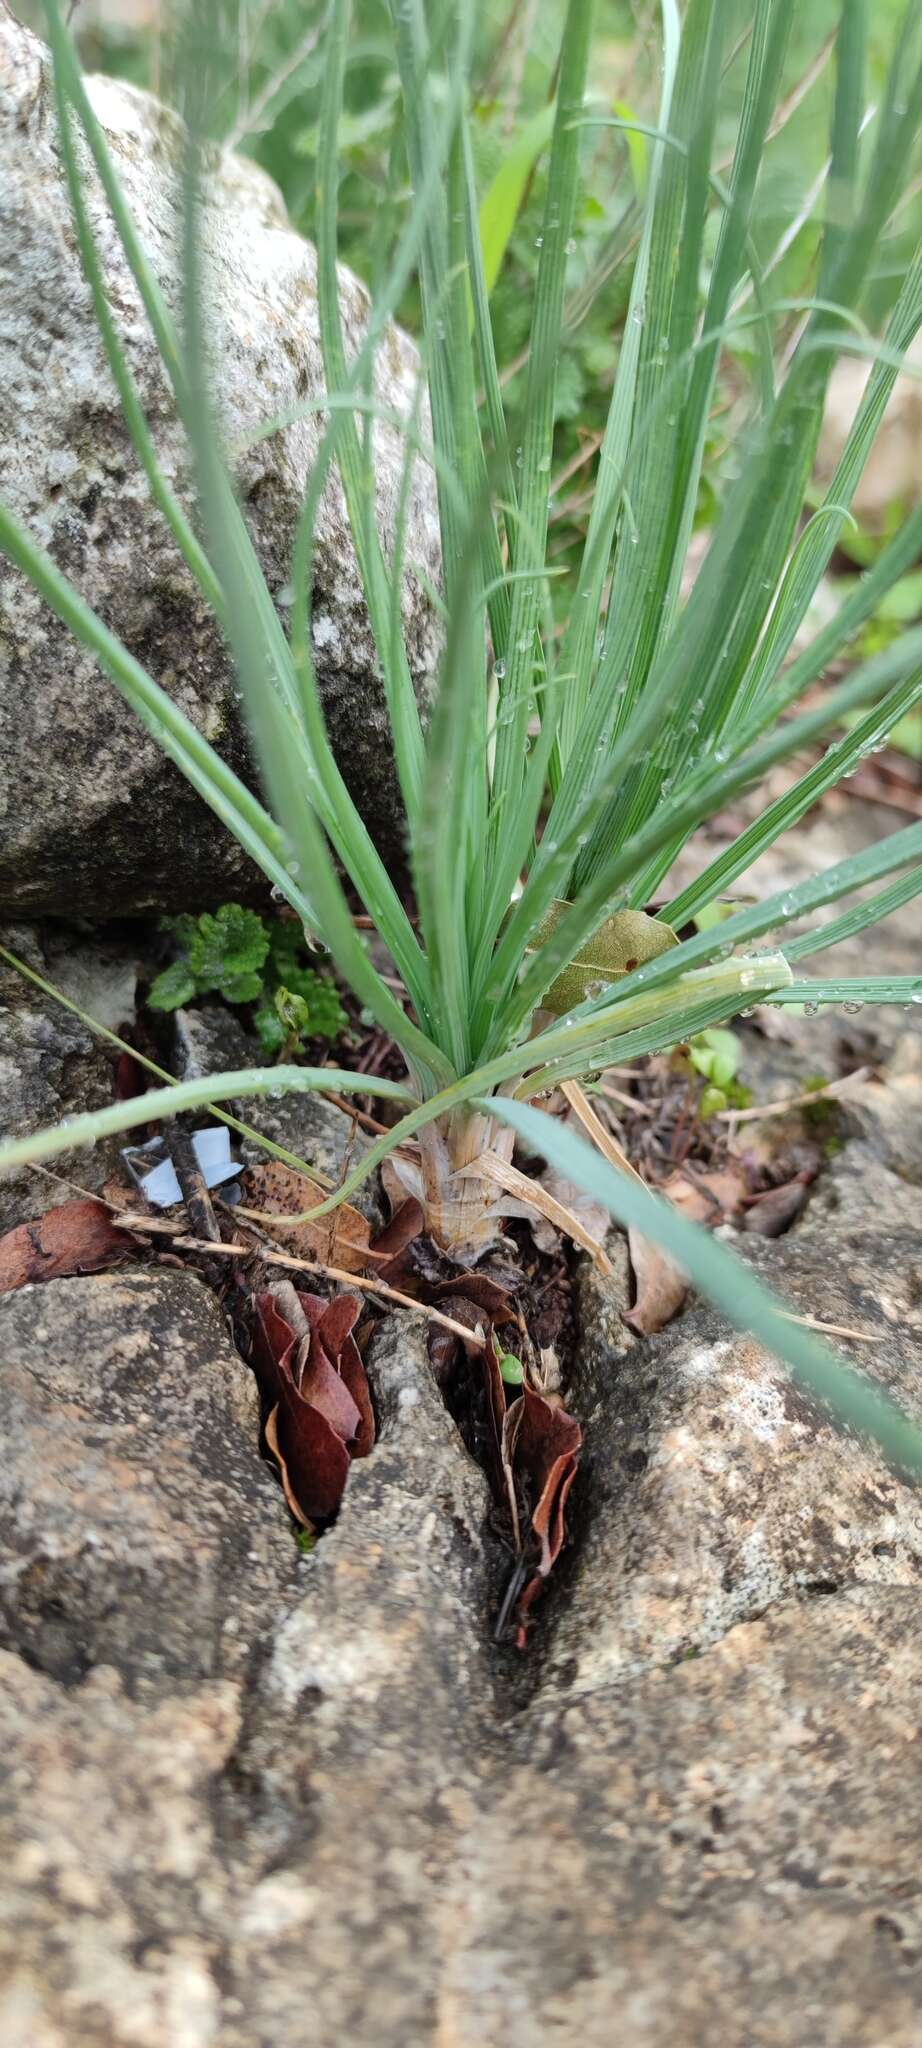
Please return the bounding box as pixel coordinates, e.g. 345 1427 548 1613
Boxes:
0 12 440 915
0 923 137 1230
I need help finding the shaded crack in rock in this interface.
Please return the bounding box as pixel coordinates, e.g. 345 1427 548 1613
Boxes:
529 1156 922 1709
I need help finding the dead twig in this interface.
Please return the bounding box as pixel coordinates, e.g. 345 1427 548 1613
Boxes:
595 1081 654 1116
778 1311 879 1343
112 1214 490 1349
163 1120 225 1288
321 1090 393 1136
721 1067 870 1127
163 1124 221 1244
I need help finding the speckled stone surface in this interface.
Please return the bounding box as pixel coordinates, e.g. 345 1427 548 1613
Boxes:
0 1236 919 2045
0 1269 297 1689
0 923 137 1230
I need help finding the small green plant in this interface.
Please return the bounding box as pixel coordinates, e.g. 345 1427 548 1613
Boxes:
685 1026 751 1118
148 903 348 1054
1 0 922 1474
148 904 270 1010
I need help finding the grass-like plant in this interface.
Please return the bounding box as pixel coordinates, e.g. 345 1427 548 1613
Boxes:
2 0 922 1466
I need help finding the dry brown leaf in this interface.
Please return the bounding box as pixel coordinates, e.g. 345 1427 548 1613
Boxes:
0 1198 138 1295
264 1406 315 1530
624 1227 689 1337
251 1288 373 1523
239 1161 371 1274
659 1165 748 1227
506 1382 582 1641
742 1177 812 1236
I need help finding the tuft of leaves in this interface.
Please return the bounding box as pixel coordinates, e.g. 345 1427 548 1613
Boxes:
149 904 269 1009
148 904 348 1052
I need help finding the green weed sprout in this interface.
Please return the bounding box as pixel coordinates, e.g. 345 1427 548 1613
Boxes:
148 903 348 1053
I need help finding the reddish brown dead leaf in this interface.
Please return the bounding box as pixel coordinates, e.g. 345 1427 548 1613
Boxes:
274 1375 352 1522
425 1267 521 1387
114 1050 145 1100
240 1162 371 1274
505 1381 582 1636
371 1197 425 1266
296 1330 363 1444
510 1382 582 1573
427 1291 489 1384
0 1199 137 1296
299 1292 374 1458
251 1286 375 1523
264 1405 315 1531
336 1332 375 1458
434 1270 518 1320
251 1291 298 1406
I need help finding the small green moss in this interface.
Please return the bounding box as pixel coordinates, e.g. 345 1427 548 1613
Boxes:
801 1075 836 1126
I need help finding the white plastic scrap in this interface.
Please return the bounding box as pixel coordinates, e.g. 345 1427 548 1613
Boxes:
121 1126 241 1209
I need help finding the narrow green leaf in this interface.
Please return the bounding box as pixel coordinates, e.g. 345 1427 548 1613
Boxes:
477 103 556 297
489 0 597 847
774 978 922 1006
0 1068 415 1178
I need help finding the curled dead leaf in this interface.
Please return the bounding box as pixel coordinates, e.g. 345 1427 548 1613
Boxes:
371 1197 425 1265
0 1198 138 1296
504 1381 582 1640
264 1405 315 1531
742 1174 814 1236
251 1286 374 1522
624 1165 748 1336
624 1227 689 1337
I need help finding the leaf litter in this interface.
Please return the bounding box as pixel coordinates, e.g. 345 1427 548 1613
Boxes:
0 1026 851 1642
